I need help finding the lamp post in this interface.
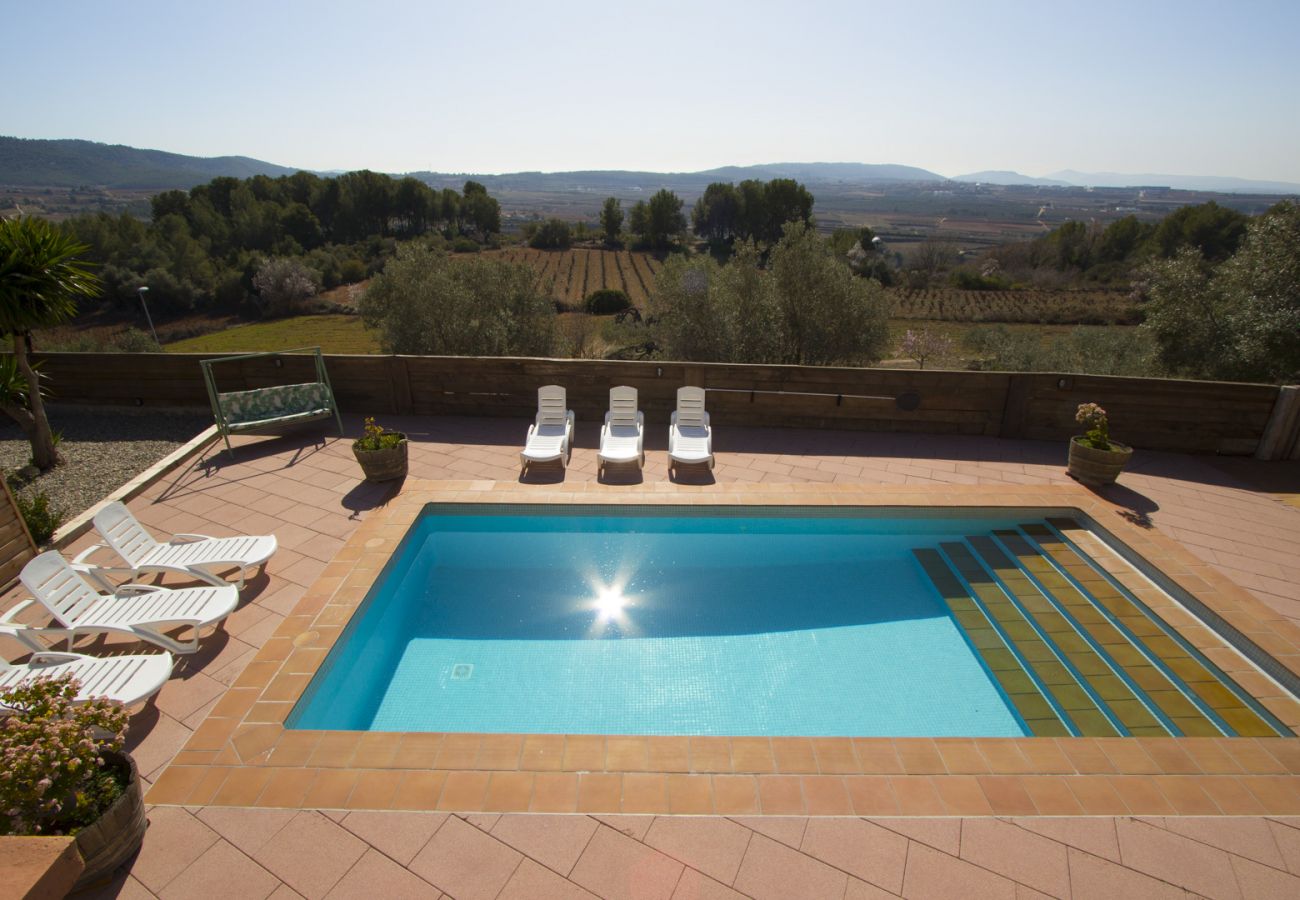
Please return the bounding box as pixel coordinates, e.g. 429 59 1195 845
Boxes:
136 286 159 346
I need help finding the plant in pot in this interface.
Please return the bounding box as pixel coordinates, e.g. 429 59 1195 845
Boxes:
1 674 143 888
1067 402 1133 486
352 416 408 482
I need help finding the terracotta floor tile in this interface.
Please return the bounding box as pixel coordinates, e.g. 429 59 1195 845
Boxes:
519 733 566 771
347 769 405 809
303 770 357 809
810 739 859 774
667 774 715 814
212 767 275 806
844 776 900 816
770 737 819 774
391 733 445 769
620 773 669 813
756 775 805 815
888 777 947 815
728 737 775 773
604 737 650 772
147 766 209 805
895 739 946 774
977 777 1038 815
387 771 447 811
1020 776 1085 815
934 774 995 815
563 735 606 771
933 738 990 774
711 775 760 814
530 773 580 813
1106 776 1176 814
437 771 491 811
577 773 623 813
853 740 905 774
691 737 734 773
646 736 691 772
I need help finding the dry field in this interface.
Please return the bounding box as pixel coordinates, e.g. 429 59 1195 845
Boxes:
491 247 662 307
889 288 1139 325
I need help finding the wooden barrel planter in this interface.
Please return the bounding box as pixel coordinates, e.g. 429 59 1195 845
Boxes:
1067 437 1133 486
353 434 409 482
72 752 146 889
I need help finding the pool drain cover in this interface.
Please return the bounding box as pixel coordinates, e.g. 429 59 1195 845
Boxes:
451 663 473 680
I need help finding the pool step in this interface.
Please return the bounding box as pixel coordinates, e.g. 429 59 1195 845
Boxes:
1029 521 1282 738
915 522 1292 738
941 541 1123 736
912 548 1073 737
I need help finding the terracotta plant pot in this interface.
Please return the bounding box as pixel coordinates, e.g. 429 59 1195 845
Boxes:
72 752 146 889
1067 436 1133 486
353 434 409 482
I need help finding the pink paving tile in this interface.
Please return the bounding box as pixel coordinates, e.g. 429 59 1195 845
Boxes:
1268 819 1300 875
671 868 747 900
195 807 297 857
1008 817 1120 863
496 858 599 900
1113 817 1242 899
1157 816 1288 869
408 815 522 900
958 818 1070 898
844 877 900 900
1230 855 1300 898
158 838 281 900
732 833 848 900
643 816 753 885
900 842 1016 900
1066 847 1187 900
797 818 908 894
569 825 685 900
490 814 599 876
728 816 806 849
870 817 961 856
592 815 654 841
251 810 369 899
322 848 441 900
130 807 221 894
340 811 448 867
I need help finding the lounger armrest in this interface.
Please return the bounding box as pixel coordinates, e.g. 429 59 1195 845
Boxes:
72 544 112 566
28 651 84 665
170 533 216 544
0 599 35 624
0 623 53 654
113 583 168 597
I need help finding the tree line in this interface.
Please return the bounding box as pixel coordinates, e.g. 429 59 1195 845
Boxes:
60 172 502 316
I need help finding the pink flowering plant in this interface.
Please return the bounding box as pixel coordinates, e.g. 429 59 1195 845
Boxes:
1 674 129 835
1075 402 1113 451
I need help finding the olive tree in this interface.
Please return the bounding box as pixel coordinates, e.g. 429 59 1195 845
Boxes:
0 218 101 469
1141 200 1300 382
768 221 891 365
359 244 554 356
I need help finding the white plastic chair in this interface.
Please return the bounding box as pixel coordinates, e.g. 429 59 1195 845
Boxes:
0 624 173 710
79 501 277 590
520 385 576 471
598 386 645 474
669 386 714 471
13 551 239 655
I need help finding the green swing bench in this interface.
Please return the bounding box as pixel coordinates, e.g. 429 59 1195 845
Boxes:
200 347 344 456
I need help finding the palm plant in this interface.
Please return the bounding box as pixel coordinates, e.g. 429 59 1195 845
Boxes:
0 217 101 469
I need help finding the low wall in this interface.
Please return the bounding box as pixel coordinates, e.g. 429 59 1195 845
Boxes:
26 351 1296 457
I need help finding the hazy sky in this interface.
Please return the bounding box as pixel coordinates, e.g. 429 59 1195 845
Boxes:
6 0 1299 180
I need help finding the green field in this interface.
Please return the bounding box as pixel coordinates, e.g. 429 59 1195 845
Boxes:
165 315 381 354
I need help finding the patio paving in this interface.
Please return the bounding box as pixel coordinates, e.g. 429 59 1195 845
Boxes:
2 414 1299 898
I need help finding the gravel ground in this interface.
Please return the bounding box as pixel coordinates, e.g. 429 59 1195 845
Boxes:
1 406 210 526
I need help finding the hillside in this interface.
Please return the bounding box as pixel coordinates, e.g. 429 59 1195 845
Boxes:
0 136 301 188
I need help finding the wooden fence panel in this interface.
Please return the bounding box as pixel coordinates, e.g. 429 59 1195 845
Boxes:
0 479 38 589
23 353 1282 455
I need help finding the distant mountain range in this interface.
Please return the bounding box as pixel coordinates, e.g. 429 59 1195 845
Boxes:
0 136 299 189
2 135 1297 196
956 167 1300 194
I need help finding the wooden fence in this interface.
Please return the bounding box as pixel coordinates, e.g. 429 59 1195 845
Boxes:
0 478 38 589
26 351 1298 457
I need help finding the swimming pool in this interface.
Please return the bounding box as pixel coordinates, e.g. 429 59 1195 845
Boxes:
287 505 1291 738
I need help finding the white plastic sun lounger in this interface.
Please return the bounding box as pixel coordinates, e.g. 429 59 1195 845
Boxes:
0 626 173 710
14 551 239 654
520 385 575 470
669 386 714 470
79 501 277 590
598 385 645 473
